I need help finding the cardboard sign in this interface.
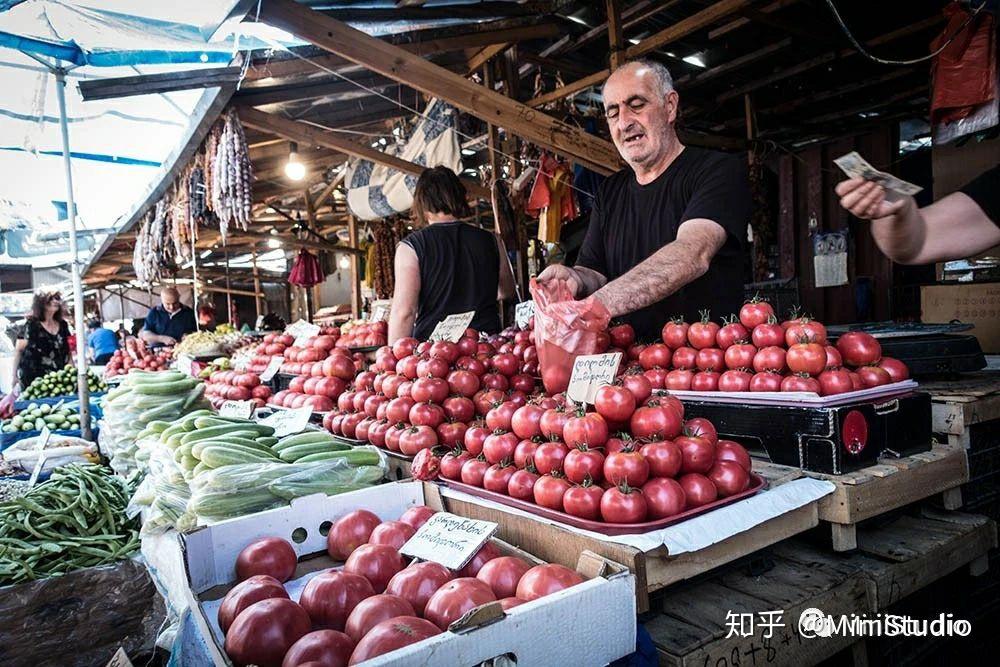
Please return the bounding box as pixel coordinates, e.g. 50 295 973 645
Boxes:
566 352 623 404
428 311 476 343
232 355 251 372
258 406 312 438
371 300 391 322
515 300 535 329
260 356 283 382
105 647 134 667
286 319 321 340
219 400 255 419
400 511 498 570
176 354 194 376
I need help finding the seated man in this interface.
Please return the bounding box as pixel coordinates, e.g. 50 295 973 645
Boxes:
139 287 197 347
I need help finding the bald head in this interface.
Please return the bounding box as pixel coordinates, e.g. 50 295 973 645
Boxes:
160 287 181 313
603 59 680 177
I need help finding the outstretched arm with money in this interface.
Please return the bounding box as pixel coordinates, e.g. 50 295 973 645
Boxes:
836 177 1000 265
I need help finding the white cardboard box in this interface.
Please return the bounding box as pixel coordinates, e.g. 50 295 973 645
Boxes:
180 481 637 666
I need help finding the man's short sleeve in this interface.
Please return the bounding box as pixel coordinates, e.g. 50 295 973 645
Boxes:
960 164 1000 228
680 152 751 245
575 198 609 276
142 307 160 334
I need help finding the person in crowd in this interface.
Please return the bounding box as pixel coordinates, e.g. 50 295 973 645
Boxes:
0 291 72 415
198 303 217 330
139 287 197 347
388 166 515 342
836 164 999 264
536 59 752 341
86 319 118 365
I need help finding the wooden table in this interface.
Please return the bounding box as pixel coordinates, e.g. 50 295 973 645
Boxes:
922 371 1000 448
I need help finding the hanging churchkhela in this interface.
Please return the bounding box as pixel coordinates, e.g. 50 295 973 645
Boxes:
210 109 253 242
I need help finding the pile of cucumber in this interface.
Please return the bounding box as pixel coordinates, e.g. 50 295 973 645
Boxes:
1 403 85 434
22 365 107 400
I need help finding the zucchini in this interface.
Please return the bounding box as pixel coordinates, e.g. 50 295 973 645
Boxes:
146 420 172 433
174 441 194 463
134 378 198 396
279 441 351 462
294 451 355 463
274 431 337 451
255 436 279 447
181 383 206 411
137 399 186 422
199 445 281 468
191 437 274 458
180 425 259 446
193 462 211 477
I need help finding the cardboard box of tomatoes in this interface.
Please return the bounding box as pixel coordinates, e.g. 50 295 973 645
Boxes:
179 481 637 666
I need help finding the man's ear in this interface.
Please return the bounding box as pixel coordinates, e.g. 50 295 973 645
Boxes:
665 90 679 124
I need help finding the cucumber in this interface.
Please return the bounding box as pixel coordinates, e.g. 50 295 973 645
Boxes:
174 441 195 463
199 445 281 468
180 454 199 472
181 383 206 411
255 436 279 447
137 399 186 422
279 441 350 462
274 431 337 451
294 451 355 463
130 370 186 384
180 425 257 446
146 420 172 433
193 462 211 477
134 379 197 396
191 437 274 458
165 432 187 449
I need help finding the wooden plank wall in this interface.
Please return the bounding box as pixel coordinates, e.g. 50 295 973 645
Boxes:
774 125 897 324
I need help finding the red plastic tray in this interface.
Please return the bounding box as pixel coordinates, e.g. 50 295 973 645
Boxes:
439 473 766 535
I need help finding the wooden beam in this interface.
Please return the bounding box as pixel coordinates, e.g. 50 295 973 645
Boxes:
467 43 513 75
348 213 361 319
527 70 607 108
78 66 243 101
318 1 564 22
675 38 792 88
606 0 625 71
259 0 620 175
518 53 594 80
239 107 491 198
235 72 399 107
709 0 801 39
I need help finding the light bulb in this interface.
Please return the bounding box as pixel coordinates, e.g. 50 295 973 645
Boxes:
267 238 282 249
285 158 306 181
338 255 350 269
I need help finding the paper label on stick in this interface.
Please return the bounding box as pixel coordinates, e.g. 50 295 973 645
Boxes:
177 354 194 376
219 400 255 419
105 647 134 667
286 320 321 340
515 300 535 329
260 356 283 382
428 311 476 342
27 427 51 488
400 512 498 570
232 356 251 372
371 301 391 323
567 352 623 404
258 406 312 437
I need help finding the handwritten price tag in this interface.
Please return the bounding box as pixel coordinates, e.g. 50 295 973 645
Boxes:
400 512 498 570
371 301 391 322
515 300 535 329
176 354 194 376
258 406 313 438
232 355 251 372
286 319 321 340
219 400 255 419
428 311 476 343
260 356 283 382
566 352 623 404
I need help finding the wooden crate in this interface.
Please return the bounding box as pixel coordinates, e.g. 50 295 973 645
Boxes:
383 450 412 482
648 511 996 667
922 371 1000 448
754 444 970 551
425 472 820 614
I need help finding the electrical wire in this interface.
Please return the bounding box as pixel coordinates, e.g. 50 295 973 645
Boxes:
824 0 987 66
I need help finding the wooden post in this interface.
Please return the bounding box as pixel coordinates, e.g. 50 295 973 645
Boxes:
606 0 625 70
304 188 323 314
348 213 361 319
251 247 263 321
223 243 233 324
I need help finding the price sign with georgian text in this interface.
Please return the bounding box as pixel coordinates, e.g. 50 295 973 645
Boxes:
260 356 284 382
566 352 623 404
286 320 321 340
176 354 194 376
219 400 255 419
514 300 535 329
428 311 476 343
371 301 391 323
400 512 498 570
257 406 313 438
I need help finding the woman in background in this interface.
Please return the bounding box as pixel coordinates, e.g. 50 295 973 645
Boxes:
0 291 72 415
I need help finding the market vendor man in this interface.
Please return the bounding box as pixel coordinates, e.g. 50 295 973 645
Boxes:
537 59 751 341
139 287 197 347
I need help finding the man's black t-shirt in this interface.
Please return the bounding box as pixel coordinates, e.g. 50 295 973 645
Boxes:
576 146 751 342
960 164 999 227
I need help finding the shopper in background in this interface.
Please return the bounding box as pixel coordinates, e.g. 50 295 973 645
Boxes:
389 166 515 342
836 164 999 264
139 287 197 347
536 59 751 341
86 319 119 365
0 291 72 415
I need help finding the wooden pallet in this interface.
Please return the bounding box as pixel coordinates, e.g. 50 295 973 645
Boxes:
753 443 970 551
922 371 1000 448
648 512 996 667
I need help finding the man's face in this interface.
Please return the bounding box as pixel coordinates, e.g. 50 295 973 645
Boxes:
603 65 678 170
162 293 180 313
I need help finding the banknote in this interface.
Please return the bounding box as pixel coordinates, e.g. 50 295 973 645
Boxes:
834 151 922 196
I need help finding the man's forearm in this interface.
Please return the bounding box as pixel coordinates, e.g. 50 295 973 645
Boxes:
388 311 415 344
573 266 608 297
868 197 926 264
139 329 157 344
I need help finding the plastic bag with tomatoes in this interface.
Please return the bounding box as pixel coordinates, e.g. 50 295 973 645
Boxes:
529 278 611 394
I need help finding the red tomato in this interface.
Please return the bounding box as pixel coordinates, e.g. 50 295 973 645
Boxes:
683 417 717 445
537 408 570 440
751 321 784 348
609 323 636 349
639 343 672 370
564 445 606 484
476 556 532 599
399 425 439 456
787 343 826 376
224 598 311 667
509 373 536 394
641 439 682 478
510 404 545 440
642 367 667 390
677 435 716 474
483 401 516 432
483 461 517 493
492 353 521 377
593 385 635 423
739 299 775 329
562 483 604 519
423 578 497 631
441 396 474 423
236 537 297 583
679 473 718 508
785 319 827 346
508 468 539 500
368 521 415 551
463 423 490 456
671 346 698 370
534 473 571 510
716 440 752 472
533 441 569 475
409 402 445 429
878 357 909 382
297 571 374 632
281 629 354 667
457 541 501 577
621 371 653 403
724 343 757 370
460 457 490 487
218 575 289 634
347 616 440 664
385 397 415 424
384 423 407 452
688 314 720 350
708 460 751 497
563 412 609 448
600 484 648 522
410 449 441 481
343 544 404 593
695 348 725 373
429 340 460 364
649 392 684 419
818 369 854 396
836 331 882 367
665 369 694 390
661 320 690 349
481 372 509 392
436 421 468 449
604 450 650 486
516 564 584 601
410 377 448 404
327 510 381 561
752 346 787 373
824 345 843 370
446 370 480 398
385 561 453 616
440 449 472 480
718 369 753 392
642 477 687 519
513 438 539 469
858 365 892 388
398 506 435 531
631 403 682 440
691 371 720 391
781 374 821 393
482 430 518 465
716 320 750 349
392 337 418 359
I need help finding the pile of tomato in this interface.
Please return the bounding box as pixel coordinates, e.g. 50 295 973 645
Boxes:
271 346 363 413
624 299 909 395
337 321 389 350
246 333 296 375
205 371 272 408
323 330 538 452
104 338 173 376
218 505 584 666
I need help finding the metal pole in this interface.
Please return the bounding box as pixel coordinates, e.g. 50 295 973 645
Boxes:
223 244 232 324
54 68 91 440
191 214 200 331
251 247 263 321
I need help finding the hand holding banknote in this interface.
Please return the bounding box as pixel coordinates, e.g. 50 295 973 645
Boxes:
833 152 921 221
